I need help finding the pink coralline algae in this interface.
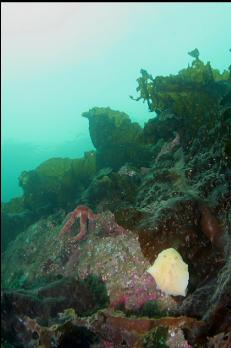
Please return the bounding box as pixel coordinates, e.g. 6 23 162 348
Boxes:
102 340 115 348
59 210 177 313
110 272 158 311
95 210 128 237
58 205 95 242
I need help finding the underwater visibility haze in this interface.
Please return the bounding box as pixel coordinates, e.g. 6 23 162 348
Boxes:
1 3 231 348
2 2 231 201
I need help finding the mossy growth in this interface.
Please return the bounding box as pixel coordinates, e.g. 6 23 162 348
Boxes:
18 152 97 216
71 151 97 188
1 197 25 214
82 107 152 169
82 169 140 210
125 300 166 319
142 327 168 348
82 107 143 150
82 274 109 314
140 301 166 318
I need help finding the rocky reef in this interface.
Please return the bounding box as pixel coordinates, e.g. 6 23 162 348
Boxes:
82 107 152 170
1 51 231 347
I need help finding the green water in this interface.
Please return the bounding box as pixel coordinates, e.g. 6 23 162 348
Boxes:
2 3 231 202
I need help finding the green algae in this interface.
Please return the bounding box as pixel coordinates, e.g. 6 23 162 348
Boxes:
143 327 168 348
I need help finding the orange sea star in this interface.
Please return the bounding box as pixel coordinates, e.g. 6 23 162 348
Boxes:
59 205 95 241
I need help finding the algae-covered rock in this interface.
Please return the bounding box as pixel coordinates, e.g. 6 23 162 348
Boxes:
143 112 178 144
82 106 152 169
2 152 99 248
1 210 35 252
132 51 231 143
1 198 36 252
82 106 142 150
1 276 108 347
1 197 25 214
82 166 140 211
18 152 97 216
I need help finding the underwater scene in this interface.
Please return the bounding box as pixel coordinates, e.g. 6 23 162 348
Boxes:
1 3 231 348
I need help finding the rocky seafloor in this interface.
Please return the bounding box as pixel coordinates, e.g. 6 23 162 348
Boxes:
1 53 231 348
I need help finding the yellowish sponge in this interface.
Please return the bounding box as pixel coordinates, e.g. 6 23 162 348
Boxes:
147 248 189 296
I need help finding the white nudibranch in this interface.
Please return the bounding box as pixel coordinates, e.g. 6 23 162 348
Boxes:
147 248 189 297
